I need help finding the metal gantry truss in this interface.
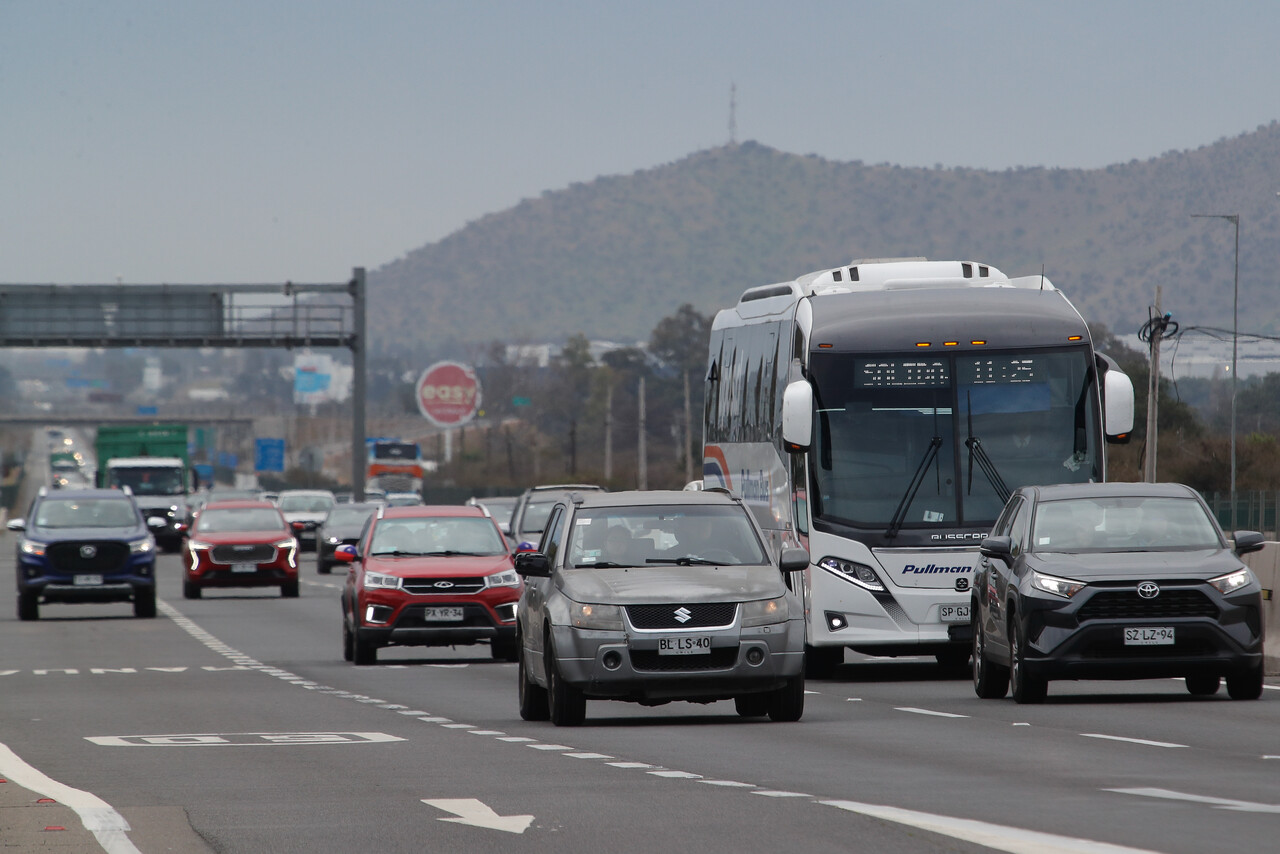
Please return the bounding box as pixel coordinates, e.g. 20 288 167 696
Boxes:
0 269 368 496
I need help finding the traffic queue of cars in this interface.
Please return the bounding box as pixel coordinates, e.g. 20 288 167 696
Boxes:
9 475 1270 724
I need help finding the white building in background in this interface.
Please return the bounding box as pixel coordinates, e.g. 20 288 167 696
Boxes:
1134 335 1280 380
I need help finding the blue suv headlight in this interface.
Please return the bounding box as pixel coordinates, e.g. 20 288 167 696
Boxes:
20 539 47 557
130 537 156 555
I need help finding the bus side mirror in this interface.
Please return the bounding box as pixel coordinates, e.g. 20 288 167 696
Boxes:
781 381 813 452
1098 354 1135 444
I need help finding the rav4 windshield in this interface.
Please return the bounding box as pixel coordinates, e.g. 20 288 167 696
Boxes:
809 347 1099 531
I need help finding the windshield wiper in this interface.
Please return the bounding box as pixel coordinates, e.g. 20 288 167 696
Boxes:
575 561 633 568
964 391 1011 506
673 556 721 566
886 436 942 540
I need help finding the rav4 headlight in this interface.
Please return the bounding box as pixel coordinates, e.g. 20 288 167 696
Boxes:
1030 570 1085 599
741 596 789 626
363 571 400 590
569 601 623 630
1209 568 1253 595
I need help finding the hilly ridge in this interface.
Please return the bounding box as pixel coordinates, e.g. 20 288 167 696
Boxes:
368 124 1280 356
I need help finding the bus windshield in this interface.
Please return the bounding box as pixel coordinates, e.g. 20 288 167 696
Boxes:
809 347 1099 531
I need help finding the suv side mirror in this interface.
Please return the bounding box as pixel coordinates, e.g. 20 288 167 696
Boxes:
335 544 359 563
779 547 810 573
1233 530 1266 556
979 536 1013 562
6 519 25 532
514 552 551 578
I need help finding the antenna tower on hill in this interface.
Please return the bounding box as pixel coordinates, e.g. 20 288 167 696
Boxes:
729 82 737 145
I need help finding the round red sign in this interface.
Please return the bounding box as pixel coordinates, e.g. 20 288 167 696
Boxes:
416 362 482 427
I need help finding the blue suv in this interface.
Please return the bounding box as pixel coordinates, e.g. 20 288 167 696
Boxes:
8 488 157 620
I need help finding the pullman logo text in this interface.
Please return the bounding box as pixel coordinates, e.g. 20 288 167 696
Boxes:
901 563 970 575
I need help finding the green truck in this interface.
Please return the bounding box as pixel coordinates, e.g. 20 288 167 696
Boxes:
95 424 195 551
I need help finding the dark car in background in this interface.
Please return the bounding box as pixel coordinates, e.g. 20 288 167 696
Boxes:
8 487 157 620
317 501 381 574
467 495 518 537
183 500 300 598
514 490 808 726
972 482 1266 703
338 505 521 665
508 484 606 551
278 489 337 552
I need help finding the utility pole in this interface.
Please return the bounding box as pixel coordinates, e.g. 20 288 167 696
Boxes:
637 376 647 490
604 382 613 481
1144 287 1163 483
683 369 693 484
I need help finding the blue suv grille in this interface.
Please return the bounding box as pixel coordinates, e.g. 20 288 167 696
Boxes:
48 541 130 574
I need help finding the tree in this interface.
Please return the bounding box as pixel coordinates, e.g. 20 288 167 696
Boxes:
649 304 712 482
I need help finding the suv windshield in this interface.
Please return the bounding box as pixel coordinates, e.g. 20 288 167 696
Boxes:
35 498 139 528
371 517 505 556
198 507 287 534
567 505 767 568
1031 496 1222 553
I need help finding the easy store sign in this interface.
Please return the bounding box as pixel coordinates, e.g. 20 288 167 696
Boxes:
416 361 481 427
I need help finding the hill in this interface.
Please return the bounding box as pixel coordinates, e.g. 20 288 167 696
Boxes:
368 124 1280 356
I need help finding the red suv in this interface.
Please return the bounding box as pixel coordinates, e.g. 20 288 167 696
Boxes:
184 500 300 598
338 505 520 665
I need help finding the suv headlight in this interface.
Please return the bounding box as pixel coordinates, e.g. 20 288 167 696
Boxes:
20 539 46 557
741 596 789 626
485 568 520 589
1030 570 1085 599
363 571 400 590
129 537 156 555
819 556 885 592
569 601 623 630
1209 568 1253 594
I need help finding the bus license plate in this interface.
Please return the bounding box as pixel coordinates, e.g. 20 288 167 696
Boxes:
423 607 465 622
74 574 103 586
659 636 712 655
231 563 257 573
1125 626 1175 646
939 604 969 623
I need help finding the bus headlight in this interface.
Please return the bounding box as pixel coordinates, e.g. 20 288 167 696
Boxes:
819 556 885 592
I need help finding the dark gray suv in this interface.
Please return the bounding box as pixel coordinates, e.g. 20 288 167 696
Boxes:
514 490 808 726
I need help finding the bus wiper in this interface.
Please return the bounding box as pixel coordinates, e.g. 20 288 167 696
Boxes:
886 436 942 540
964 391 1011 506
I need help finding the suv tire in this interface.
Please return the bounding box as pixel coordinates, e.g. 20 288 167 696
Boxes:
973 615 1009 699
134 587 157 619
546 638 586 726
17 591 38 621
1227 662 1264 700
183 580 202 599
518 641 550 721
767 674 805 722
1009 619 1047 704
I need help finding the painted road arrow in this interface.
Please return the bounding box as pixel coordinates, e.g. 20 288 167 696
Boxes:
421 798 534 834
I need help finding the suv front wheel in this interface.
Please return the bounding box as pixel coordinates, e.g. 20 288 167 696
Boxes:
17 591 38 621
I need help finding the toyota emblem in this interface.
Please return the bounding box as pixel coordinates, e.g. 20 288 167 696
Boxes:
433 581 455 589
79 544 97 559
1136 581 1160 599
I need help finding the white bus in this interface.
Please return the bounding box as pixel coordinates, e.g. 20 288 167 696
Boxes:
703 259 1135 675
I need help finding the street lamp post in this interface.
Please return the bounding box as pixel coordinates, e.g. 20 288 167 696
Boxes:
1192 213 1240 530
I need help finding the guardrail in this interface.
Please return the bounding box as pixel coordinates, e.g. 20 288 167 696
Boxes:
1240 543 1280 675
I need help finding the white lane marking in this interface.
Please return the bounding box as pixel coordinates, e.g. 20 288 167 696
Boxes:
527 743 571 751
397 710 431 716
417 717 452 723
606 762 654 769
823 800 1162 854
846 697 862 702
441 723 474 729
467 730 506 736
1106 787 1280 814
700 780 756 788
753 790 811 798
564 752 613 760
422 798 534 834
649 770 701 779
86 732 404 747
0 741 141 854
497 736 536 743
897 707 968 719
1081 733 1187 749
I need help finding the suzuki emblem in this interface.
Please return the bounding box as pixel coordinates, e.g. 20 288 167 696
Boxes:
673 607 692 624
1137 581 1160 599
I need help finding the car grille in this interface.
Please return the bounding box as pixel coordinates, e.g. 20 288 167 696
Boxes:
402 576 487 595
1077 589 1219 622
627 603 738 630
48 541 130 573
211 543 277 564
629 647 739 672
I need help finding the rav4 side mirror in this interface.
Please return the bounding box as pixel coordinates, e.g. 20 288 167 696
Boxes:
514 552 551 578
979 536 1013 562
1233 530 1266 556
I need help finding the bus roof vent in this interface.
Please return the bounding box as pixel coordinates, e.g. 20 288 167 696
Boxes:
739 283 798 304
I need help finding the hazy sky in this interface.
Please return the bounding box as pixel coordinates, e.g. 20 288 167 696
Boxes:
4 1 1278 284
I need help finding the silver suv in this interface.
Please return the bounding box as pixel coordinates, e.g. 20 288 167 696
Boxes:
514 490 808 726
